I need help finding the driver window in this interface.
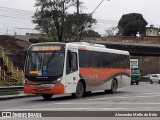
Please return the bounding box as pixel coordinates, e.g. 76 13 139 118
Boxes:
66 52 78 74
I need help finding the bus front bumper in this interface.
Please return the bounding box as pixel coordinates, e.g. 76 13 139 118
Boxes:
24 83 65 95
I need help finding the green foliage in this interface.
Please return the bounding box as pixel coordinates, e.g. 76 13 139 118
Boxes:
33 0 96 42
64 13 96 41
118 13 148 36
37 37 51 42
33 0 77 42
106 26 117 36
82 30 101 38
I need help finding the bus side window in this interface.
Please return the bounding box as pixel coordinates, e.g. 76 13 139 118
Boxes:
66 51 78 74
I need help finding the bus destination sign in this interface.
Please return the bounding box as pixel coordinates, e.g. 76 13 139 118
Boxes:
32 46 62 51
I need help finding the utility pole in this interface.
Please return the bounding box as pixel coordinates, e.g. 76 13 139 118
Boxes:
76 0 80 42
6 27 8 35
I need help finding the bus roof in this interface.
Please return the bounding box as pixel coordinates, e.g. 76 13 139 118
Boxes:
66 42 129 55
28 42 129 55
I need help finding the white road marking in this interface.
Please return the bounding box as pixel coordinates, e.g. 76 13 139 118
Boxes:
83 94 160 101
2 107 156 111
2 92 160 111
54 102 160 105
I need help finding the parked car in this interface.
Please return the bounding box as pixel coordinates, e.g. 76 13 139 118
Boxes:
143 74 152 78
149 74 160 84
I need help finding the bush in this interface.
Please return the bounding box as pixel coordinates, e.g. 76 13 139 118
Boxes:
37 37 51 42
29 38 38 43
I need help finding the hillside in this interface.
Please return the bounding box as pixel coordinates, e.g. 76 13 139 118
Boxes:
0 35 31 70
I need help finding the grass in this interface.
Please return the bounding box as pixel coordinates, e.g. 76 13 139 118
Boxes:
16 41 32 49
0 81 4 87
0 91 19 96
0 81 19 96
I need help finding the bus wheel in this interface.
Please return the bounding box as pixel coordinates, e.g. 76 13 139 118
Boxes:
42 94 53 100
149 80 153 84
105 80 117 94
72 81 84 98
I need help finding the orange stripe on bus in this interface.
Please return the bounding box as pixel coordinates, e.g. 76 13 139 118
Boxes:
80 68 130 84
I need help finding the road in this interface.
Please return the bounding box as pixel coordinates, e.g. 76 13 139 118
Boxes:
0 82 160 119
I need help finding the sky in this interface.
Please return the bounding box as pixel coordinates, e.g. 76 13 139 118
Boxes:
0 0 160 35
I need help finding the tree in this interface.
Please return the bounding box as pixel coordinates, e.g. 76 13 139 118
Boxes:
105 26 117 36
33 0 77 42
33 0 96 42
64 13 96 41
118 13 148 36
82 30 101 38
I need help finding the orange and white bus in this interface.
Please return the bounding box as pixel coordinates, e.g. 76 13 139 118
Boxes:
24 42 131 99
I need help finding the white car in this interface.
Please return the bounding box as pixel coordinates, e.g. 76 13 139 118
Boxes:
143 74 152 78
149 74 160 84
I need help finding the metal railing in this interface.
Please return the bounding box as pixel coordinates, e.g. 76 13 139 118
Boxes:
102 36 160 44
0 48 24 86
0 86 23 92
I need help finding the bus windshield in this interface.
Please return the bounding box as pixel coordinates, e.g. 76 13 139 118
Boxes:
131 69 140 74
25 52 64 77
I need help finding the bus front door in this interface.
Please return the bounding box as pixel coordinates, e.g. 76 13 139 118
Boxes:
65 49 79 93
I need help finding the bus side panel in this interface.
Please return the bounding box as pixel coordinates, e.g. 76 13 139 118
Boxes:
86 80 112 92
79 68 130 91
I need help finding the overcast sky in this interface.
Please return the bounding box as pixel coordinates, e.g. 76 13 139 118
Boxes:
0 0 160 35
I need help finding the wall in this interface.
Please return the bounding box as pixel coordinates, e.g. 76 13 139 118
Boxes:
131 56 160 76
146 28 159 36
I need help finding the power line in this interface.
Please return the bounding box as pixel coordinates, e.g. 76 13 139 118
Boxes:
0 14 32 20
0 6 34 13
0 0 35 6
79 0 107 29
0 10 34 20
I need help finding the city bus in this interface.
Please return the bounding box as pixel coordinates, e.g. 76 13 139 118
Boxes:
24 42 131 100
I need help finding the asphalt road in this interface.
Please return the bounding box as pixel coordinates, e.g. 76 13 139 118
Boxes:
0 82 160 119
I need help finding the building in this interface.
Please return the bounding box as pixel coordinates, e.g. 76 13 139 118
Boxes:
146 25 159 37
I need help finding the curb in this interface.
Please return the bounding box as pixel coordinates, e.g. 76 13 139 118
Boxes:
0 94 37 101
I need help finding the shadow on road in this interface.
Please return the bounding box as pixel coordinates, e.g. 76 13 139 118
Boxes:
28 90 129 102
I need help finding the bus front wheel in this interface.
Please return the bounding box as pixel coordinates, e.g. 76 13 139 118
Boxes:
42 94 53 100
72 81 84 98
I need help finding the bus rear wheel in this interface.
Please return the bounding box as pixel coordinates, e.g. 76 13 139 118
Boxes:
105 79 118 94
42 94 53 100
72 81 84 98
149 80 153 84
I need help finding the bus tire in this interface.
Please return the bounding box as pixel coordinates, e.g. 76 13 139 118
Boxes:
72 81 84 98
42 94 53 100
149 80 153 84
105 79 118 94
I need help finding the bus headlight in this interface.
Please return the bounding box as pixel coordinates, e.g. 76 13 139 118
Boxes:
25 78 30 85
55 78 62 85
